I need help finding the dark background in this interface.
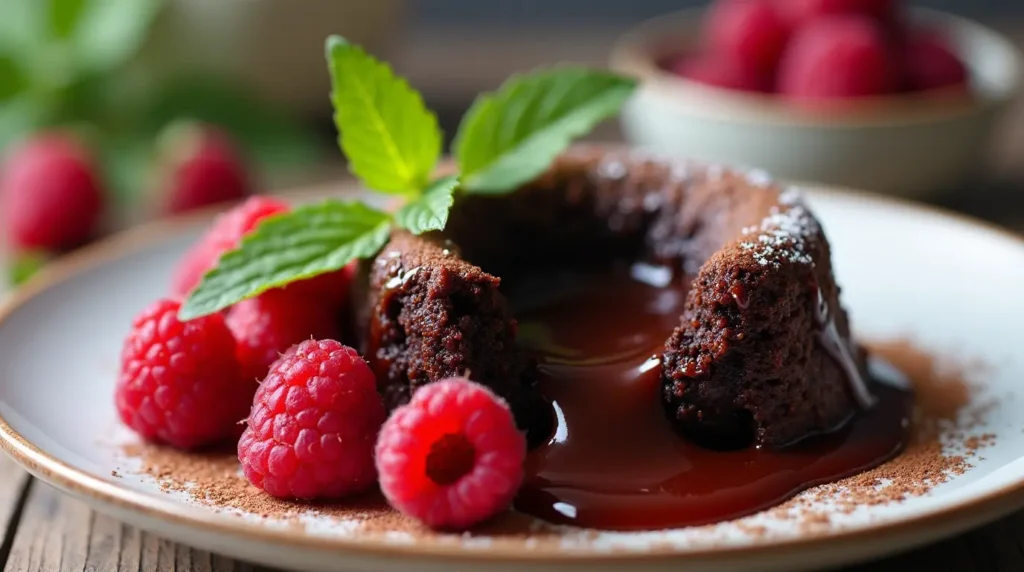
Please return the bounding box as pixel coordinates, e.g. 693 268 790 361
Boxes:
416 0 1024 24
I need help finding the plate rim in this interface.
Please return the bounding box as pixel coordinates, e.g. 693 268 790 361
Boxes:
2 183 1024 564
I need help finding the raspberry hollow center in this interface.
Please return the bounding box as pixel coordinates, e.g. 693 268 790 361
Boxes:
425 433 477 485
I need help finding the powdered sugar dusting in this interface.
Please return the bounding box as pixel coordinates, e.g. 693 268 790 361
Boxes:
739 204 819 269
596 158 628 181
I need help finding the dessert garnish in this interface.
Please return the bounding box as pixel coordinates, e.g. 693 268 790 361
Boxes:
238 339 385 499
178 36 637 320
376 377 526 530
172 195 291 298
116 298 251 449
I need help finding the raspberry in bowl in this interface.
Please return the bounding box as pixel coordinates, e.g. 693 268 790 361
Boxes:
609 4 1022 199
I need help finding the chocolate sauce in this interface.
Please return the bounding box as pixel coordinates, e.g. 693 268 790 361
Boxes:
510 264 912 531
814 286 876 408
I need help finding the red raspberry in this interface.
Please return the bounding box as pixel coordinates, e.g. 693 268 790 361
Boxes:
376 378 526 530
778 15 895 103
670 53 772 92
274 261 358 309
902 30 968 92
171 196 290 297
226 290 342 382
0 133 105 252
155 122 252 215
238 339 385 499
779 0 895 25
116 299 251 449
703 0 790 74
171 198 354 310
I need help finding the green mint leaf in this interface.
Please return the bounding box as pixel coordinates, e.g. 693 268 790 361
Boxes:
180 200 392 320
454 67 637 194
326 35 441 195
393 175 459 235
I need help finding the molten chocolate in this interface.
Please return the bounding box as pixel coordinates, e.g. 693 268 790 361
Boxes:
511 264 911 531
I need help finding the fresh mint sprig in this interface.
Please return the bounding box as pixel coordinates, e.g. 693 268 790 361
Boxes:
393 174 460 235
180 201 391 319
454 67 637 194
327 36 442 195
179 36 637 320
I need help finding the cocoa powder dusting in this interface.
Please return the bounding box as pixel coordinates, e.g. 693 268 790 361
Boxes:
116 442 568 547
115 339 991 546
757 340 985 526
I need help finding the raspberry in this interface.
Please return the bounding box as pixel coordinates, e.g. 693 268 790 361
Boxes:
0 133 105 252
226 290 342 382
779 0 896 25
238 339 385 499
156 122 252 215
274 261 358 309
376 378 526 530
171 196 289 297
703 0 790 74
670 53 772 92
902 30 968 92
171 198 354 311
778 15 895 103
116 299 251 449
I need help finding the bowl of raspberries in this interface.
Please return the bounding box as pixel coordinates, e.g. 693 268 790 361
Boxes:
609 0 1022 198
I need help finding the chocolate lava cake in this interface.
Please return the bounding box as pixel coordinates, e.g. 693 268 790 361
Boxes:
357 146 874 449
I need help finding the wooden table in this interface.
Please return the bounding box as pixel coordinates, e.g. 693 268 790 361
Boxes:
3 21 1024 572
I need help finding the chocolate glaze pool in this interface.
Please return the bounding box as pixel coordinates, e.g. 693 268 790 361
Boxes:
509 263 912 531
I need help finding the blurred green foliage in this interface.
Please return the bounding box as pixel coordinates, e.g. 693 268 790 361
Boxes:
7 250 50 286
0 0 323 201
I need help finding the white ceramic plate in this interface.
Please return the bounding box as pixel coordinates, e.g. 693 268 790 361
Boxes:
2 186 1024 572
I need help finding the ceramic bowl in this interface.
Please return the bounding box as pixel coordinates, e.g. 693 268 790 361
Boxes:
609 8 1023 199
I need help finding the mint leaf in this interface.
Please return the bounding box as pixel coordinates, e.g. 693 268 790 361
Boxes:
454 67 637 194
394 175 459 235
180 200 391 320
326 36 441 195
